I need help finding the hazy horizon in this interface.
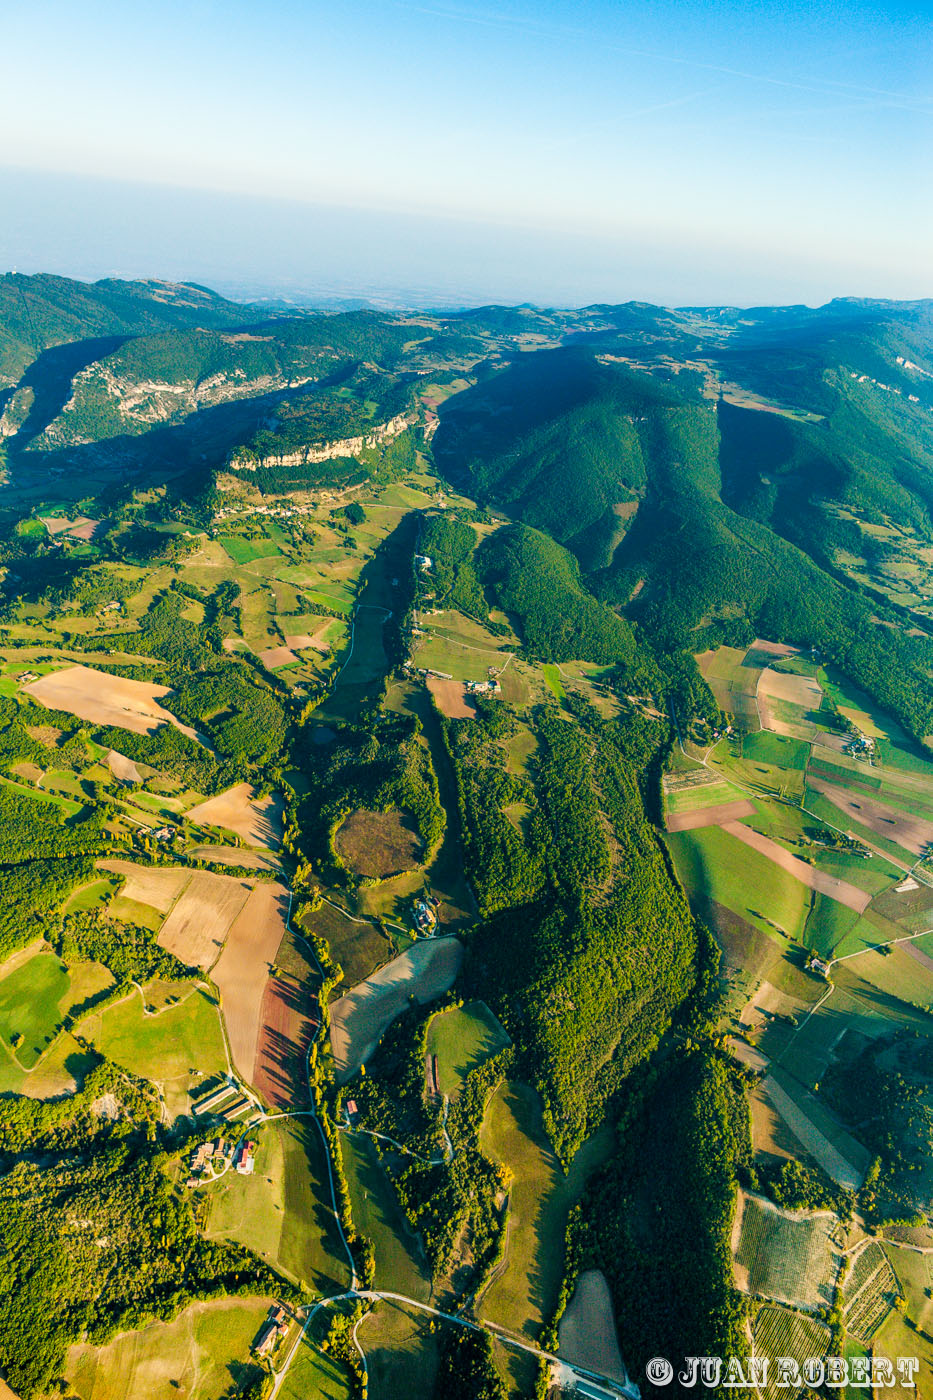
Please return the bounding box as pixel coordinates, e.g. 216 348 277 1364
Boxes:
1 0 930 306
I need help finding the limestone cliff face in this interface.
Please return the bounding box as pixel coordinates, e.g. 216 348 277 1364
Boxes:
229 412 412 469
32 364 320 447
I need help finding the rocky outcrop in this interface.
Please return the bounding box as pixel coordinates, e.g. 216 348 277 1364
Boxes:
230 412 412 470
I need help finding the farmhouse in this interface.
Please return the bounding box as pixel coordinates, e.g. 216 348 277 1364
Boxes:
253 1304 290 1356
235 1140 256 1175
412 897 438 933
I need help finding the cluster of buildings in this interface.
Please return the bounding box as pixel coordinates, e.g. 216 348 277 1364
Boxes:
415 553 433 570
466 676 501 694
186 1137 228 1187
254 1304 291 1357
412 894 439 934
138 824 176 843
843 730 875 760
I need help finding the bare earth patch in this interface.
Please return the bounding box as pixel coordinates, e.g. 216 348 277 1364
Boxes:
25 664 201 742
107 749 141 783
334 807 422 879
252 973 315 1109
212 883 290 1083
156 871 253 969
558 1269 629 1388
188 782 283 849
258 646 299 670
807 776 933 857
329 938 463 1082
722 820 871 912
666 798 757 832
427 675 476 719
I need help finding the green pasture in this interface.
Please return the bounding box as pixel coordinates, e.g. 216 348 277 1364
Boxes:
207 1117 350 1294
340 1134 430 1300
665 776 742 815
803 894 861 958
666 823 810 940
0 952 112 1069
478 1081 611 1374
219 535 281 564
65 1296 274 1400
426 1001 510 1099
412 633 501 684
82 984 227 1118
278 1337 354 1400
742 730 810 770
542 663 566 700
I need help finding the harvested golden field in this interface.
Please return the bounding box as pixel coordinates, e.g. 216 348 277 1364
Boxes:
24 664 201 741
426 676 476 718
188 844 281 871
188 782 283 849
212 882 290 1083
257 645 299 669
106 749 141 783
98 860 191 915
329 937 463 1082
334 807 421 879
156 871 253 969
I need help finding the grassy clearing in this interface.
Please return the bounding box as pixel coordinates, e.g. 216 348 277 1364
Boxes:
426 1001 510 1099
334 807 421 879
0 952 112 1069
81 984 227 1119
64 875 121 915
65 1296 272 1400
218 535 281 564
340 1134 431 1300
743 731 810 769
478 1082 612 1363
542 663 566 700
207 1117 351 1294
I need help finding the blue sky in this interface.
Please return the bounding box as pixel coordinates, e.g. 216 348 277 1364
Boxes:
1 0 930 305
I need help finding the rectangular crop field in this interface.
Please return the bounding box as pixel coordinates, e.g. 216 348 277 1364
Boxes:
219 535 281 563
157 870 253 969
752 1307 830 1400
733 1192 838 1307
211 882 290 1083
